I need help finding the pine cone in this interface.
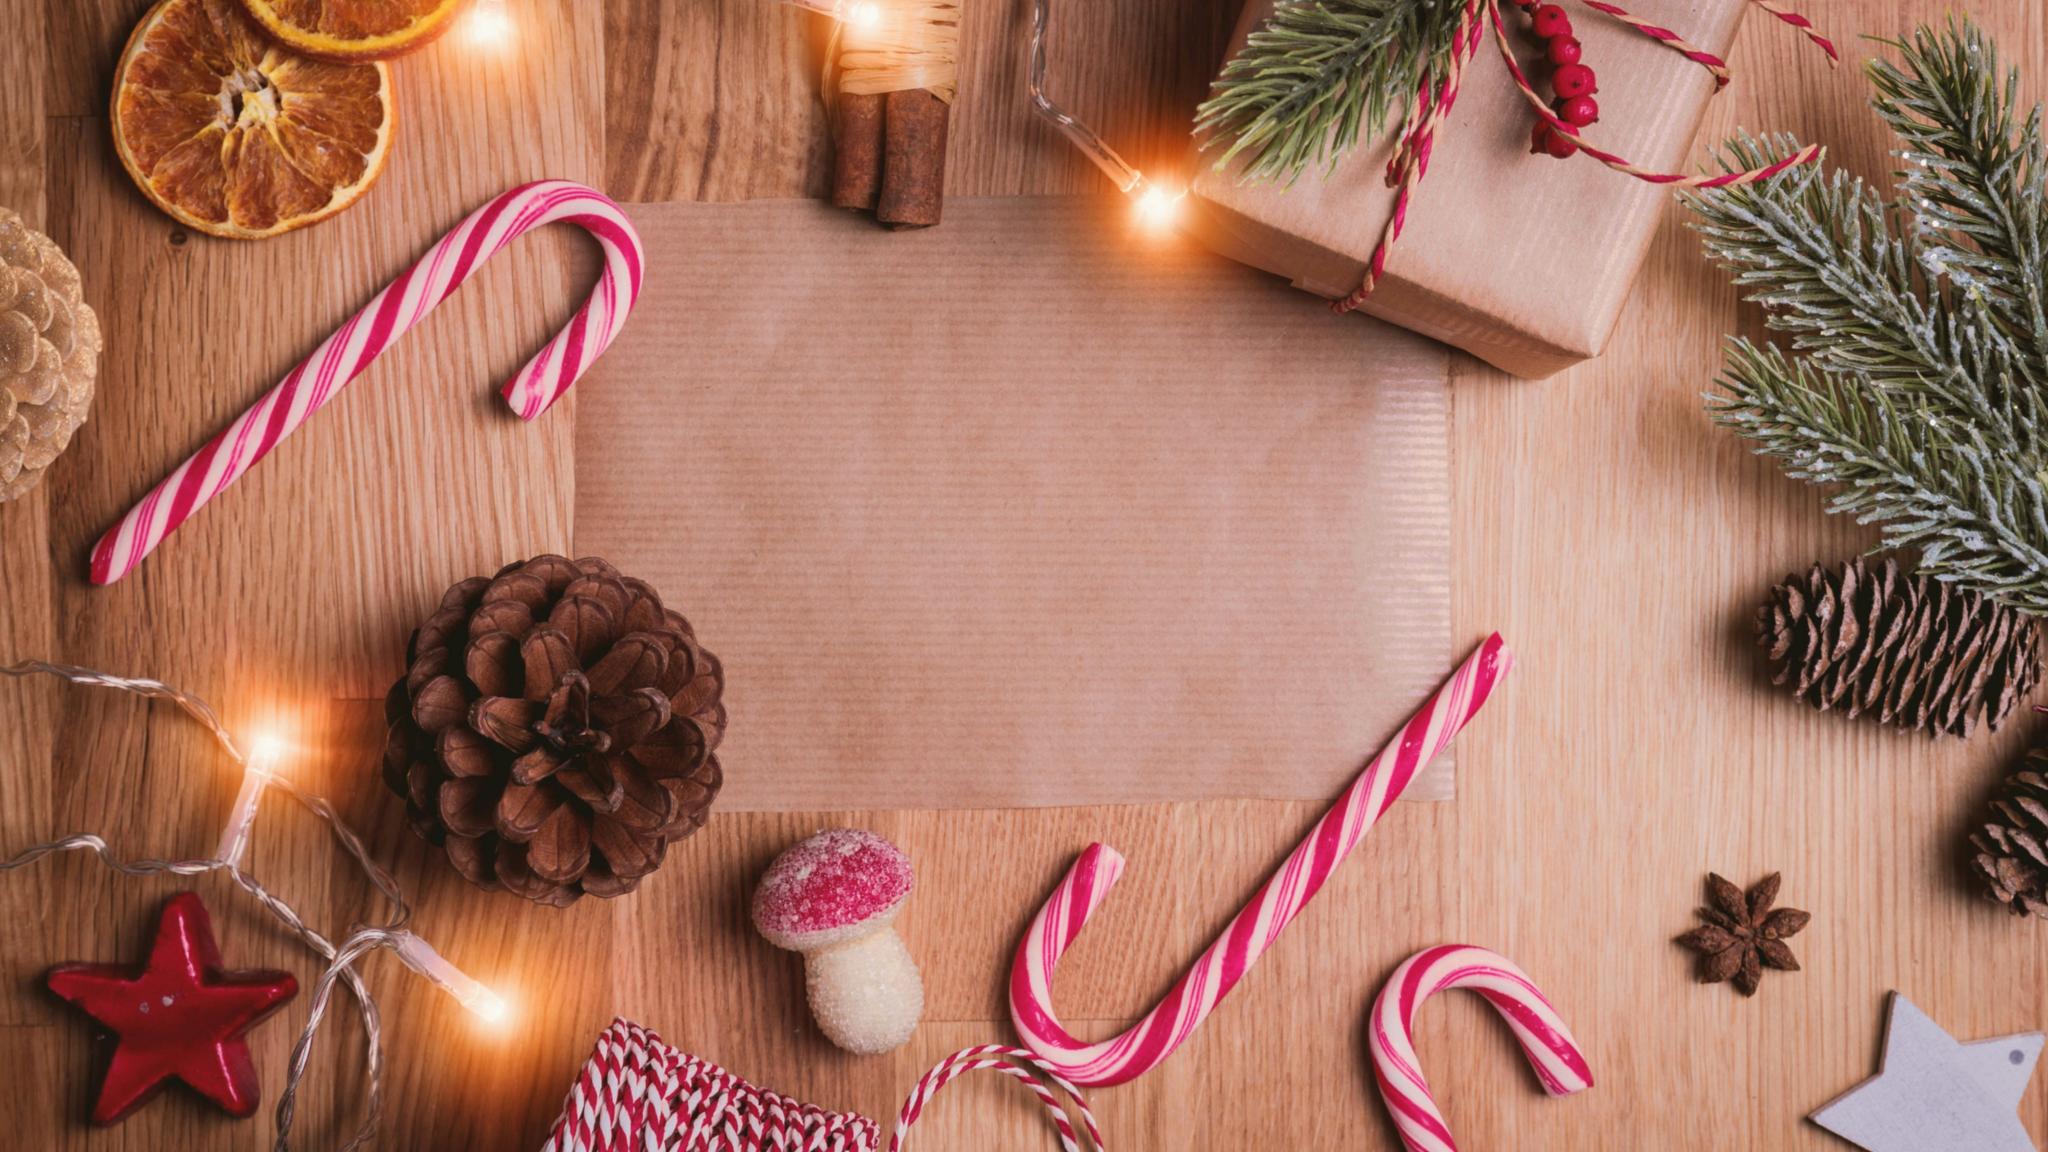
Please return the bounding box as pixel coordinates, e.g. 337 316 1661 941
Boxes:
0 205 98 502
383 555 727 906
1971 746 2048 919
1756 558 2040 738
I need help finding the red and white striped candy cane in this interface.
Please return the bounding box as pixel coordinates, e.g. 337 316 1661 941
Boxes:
1370 945 1592 1152
891 1045 1102 1152
1009 634 1512 1086
88 179 643 586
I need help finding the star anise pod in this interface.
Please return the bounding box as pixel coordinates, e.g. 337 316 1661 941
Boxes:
1674 871 1810 996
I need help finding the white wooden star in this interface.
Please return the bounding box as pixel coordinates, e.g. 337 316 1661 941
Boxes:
1811 993 2042 1152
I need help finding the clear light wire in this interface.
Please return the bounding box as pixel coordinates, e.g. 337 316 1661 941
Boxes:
0 660 500 1151
1028 0 1143 193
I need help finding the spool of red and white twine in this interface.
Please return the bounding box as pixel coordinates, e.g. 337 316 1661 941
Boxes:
88 179 643 586
1370 945 1592 1152
1008 634 1511 1086
540 1020 1101 1152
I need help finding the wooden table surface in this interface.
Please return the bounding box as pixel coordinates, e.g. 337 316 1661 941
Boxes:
2 0 2044 1148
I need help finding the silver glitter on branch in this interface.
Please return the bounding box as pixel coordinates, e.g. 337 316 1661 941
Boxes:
1684 20 2048 613
0 660 505 1151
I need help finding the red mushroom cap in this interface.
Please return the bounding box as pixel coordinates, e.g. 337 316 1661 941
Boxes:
752 828 914 951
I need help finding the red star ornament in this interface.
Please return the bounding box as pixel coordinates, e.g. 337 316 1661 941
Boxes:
46 891 299 1124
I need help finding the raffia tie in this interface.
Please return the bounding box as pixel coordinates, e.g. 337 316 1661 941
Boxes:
1334 0 1838 316
831 0 961 103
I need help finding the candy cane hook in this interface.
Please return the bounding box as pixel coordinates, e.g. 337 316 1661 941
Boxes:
1009 634 1512 1086
89 179 644 586
1370 945 1592 1152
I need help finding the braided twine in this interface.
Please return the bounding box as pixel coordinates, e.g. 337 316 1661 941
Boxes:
541 1020 1102 1152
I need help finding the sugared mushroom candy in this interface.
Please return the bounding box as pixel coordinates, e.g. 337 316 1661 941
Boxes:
751 828 923 1055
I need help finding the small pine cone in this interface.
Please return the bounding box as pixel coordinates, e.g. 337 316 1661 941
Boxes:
1971 748 2048 919
383 555 727 906
1756 557 2040 738
0 205 99 502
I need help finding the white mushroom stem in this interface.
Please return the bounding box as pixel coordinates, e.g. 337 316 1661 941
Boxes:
801 923 924 1056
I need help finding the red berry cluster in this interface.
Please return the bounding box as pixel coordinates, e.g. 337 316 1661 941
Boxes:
1512 1 1599 158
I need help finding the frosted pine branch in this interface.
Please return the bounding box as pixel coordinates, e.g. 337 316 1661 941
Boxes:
1869 21 2048 374
1710 342 2048 611
1194 0 1468 184
1685 20 2048 615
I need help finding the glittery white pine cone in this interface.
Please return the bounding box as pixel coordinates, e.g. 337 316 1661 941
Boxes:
0 205 98 502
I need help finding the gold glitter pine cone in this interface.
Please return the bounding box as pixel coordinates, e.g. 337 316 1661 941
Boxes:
384 555 727 906
0 206 98 502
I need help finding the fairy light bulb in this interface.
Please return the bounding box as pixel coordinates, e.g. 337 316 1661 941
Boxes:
1027 0 1185 234
1131 180 1184 231
392 931 512 1027
215 733 284 867
463 0 514 49
784 0 884 27
246 734 286 770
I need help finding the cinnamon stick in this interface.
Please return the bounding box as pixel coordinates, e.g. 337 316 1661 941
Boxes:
876 88 949 229
831 92 886 211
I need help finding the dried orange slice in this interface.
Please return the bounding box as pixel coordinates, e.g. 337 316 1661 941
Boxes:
111 0 395 240
236 0 473 61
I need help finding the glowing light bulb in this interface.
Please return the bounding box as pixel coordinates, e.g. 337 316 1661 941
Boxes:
246 734 286 776
463 0 514 48
1131 181 1184 231
468 988 513 1025
782 0 883 27
216 732 286 867
393 931 512 1028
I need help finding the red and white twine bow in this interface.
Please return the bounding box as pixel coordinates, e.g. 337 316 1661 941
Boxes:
891 1045 1102 1152
540 1020 1101 1152
1337 0 1836 314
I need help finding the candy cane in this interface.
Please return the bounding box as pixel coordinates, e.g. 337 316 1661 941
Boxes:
891 1046 1101 1152
1009 633 1512 1086
1370 945 1592 1152
88 179 643 586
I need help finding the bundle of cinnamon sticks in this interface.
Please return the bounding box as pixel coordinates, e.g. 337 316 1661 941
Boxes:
828 0 958 229
832 90 949 227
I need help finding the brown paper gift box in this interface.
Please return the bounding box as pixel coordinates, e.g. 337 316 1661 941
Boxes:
1182 0 1744 379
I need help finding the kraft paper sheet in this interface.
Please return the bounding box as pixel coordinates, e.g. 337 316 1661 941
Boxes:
575 197 1453 810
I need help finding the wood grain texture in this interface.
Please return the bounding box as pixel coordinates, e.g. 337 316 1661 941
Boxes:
0 0 2042 1149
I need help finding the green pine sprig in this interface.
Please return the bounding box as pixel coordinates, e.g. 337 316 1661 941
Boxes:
1684 19 2048 614
1194 0 1470 185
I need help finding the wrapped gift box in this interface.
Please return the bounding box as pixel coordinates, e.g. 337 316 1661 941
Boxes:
1182 0 1745 378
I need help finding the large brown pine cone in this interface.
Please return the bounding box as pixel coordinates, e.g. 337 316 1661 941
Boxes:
384 555 726 906
1756 557 2040 738
0 205 98 502
1971 746 2048 919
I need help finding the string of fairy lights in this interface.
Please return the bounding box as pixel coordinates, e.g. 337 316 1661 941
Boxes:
1023 0 1183 225
0 7 1154 1149
0 661 506 1152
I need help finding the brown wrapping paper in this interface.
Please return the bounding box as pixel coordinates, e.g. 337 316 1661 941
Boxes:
1184 0 1744 379
576 197 1453 810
